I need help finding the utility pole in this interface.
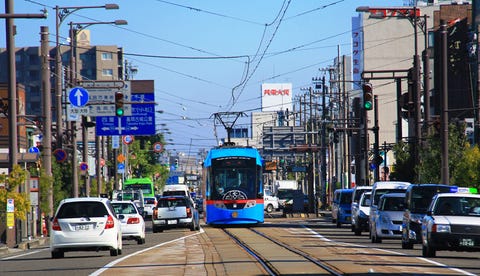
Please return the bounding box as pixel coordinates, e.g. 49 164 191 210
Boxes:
475 0 480 145
320 76 327 209
440 20 449 184
41 26 53 219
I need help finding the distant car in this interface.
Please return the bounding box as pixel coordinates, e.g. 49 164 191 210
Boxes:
264 189 279 213
111 201 146 244
421 193 480 257
352 191 371 236
277 189 303 209
332 189 353 228
350 186 372 232
152 196 200 233
371 193 406 243
50 197 123 259
143 197 157 217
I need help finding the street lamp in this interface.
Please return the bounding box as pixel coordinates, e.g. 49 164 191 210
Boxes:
54 4 119 151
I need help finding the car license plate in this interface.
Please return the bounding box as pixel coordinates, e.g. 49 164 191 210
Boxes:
75 224 90 231
459 238 475 247
167 220 177 225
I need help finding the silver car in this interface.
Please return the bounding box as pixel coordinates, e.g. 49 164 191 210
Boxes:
152 196 200 233
371 193 406 243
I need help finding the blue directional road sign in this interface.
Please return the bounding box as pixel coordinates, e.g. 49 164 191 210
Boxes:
69 87 89 107
96 93 155 136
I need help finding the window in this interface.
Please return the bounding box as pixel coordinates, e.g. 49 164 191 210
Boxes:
102 69 113 76
101 52 113 60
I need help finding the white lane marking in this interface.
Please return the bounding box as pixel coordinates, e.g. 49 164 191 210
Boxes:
90 228 204 276
300 226 475 276
1 248 50 260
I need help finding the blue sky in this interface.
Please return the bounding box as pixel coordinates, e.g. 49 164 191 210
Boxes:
1 0 406 155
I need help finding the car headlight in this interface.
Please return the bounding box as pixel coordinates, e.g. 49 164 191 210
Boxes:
432 224 451 233
359 210 368 218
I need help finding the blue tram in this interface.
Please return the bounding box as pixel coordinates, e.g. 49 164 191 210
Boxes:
203 146 264 225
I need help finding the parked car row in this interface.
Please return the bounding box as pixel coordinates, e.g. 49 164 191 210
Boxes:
332 182 480 258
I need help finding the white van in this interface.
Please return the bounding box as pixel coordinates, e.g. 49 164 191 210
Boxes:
161 184 195 206
162 184 191 197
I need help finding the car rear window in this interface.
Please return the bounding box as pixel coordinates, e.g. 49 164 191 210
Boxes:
57 201 109 218
157 197 187 208
112 203 137 215
163 191 186 196
144 198 156 204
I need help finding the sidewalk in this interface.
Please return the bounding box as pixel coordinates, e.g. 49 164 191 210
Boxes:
0 236 49 256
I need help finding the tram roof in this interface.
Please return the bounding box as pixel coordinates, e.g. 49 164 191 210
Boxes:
204 147 263 167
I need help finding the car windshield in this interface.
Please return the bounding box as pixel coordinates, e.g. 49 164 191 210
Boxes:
340 192 353 204
373 189 404 206
434 197 480 216
112 203 137 215
360 194 371 207
380 197 405 211
57 201 109 218
277 190 301 199
163 191 186 196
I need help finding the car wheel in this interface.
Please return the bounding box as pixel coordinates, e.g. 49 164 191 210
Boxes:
137 238 145 245
402 241 414 249
110 248 119 256
422 243 436 257
152 227 158 233
51 250 64 259
266 204 274 213
354 228 362 236
190 222 195 231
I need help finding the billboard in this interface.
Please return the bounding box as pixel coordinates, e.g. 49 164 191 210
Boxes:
261 83 292 112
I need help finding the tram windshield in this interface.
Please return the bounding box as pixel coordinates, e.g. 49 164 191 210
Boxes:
209 157 261 200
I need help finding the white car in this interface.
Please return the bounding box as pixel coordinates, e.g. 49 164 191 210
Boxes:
371 193 406 243
111 201 146 244
422 193 480 257
152 196 200 233
352 191 371 235
264 190 279 213
50 197 123 259
143 197 157 217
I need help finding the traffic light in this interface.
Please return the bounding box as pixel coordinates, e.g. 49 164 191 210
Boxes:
115 91 125 116
362 82 373 111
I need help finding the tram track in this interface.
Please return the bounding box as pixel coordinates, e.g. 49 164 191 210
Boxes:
222 227 343 276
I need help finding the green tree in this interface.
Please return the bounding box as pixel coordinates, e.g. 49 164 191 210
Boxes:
0 165 30 220
390 140 415 182
417 123 467 183
451 144 480 190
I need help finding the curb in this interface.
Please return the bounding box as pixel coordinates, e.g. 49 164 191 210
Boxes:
0 237 49 256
